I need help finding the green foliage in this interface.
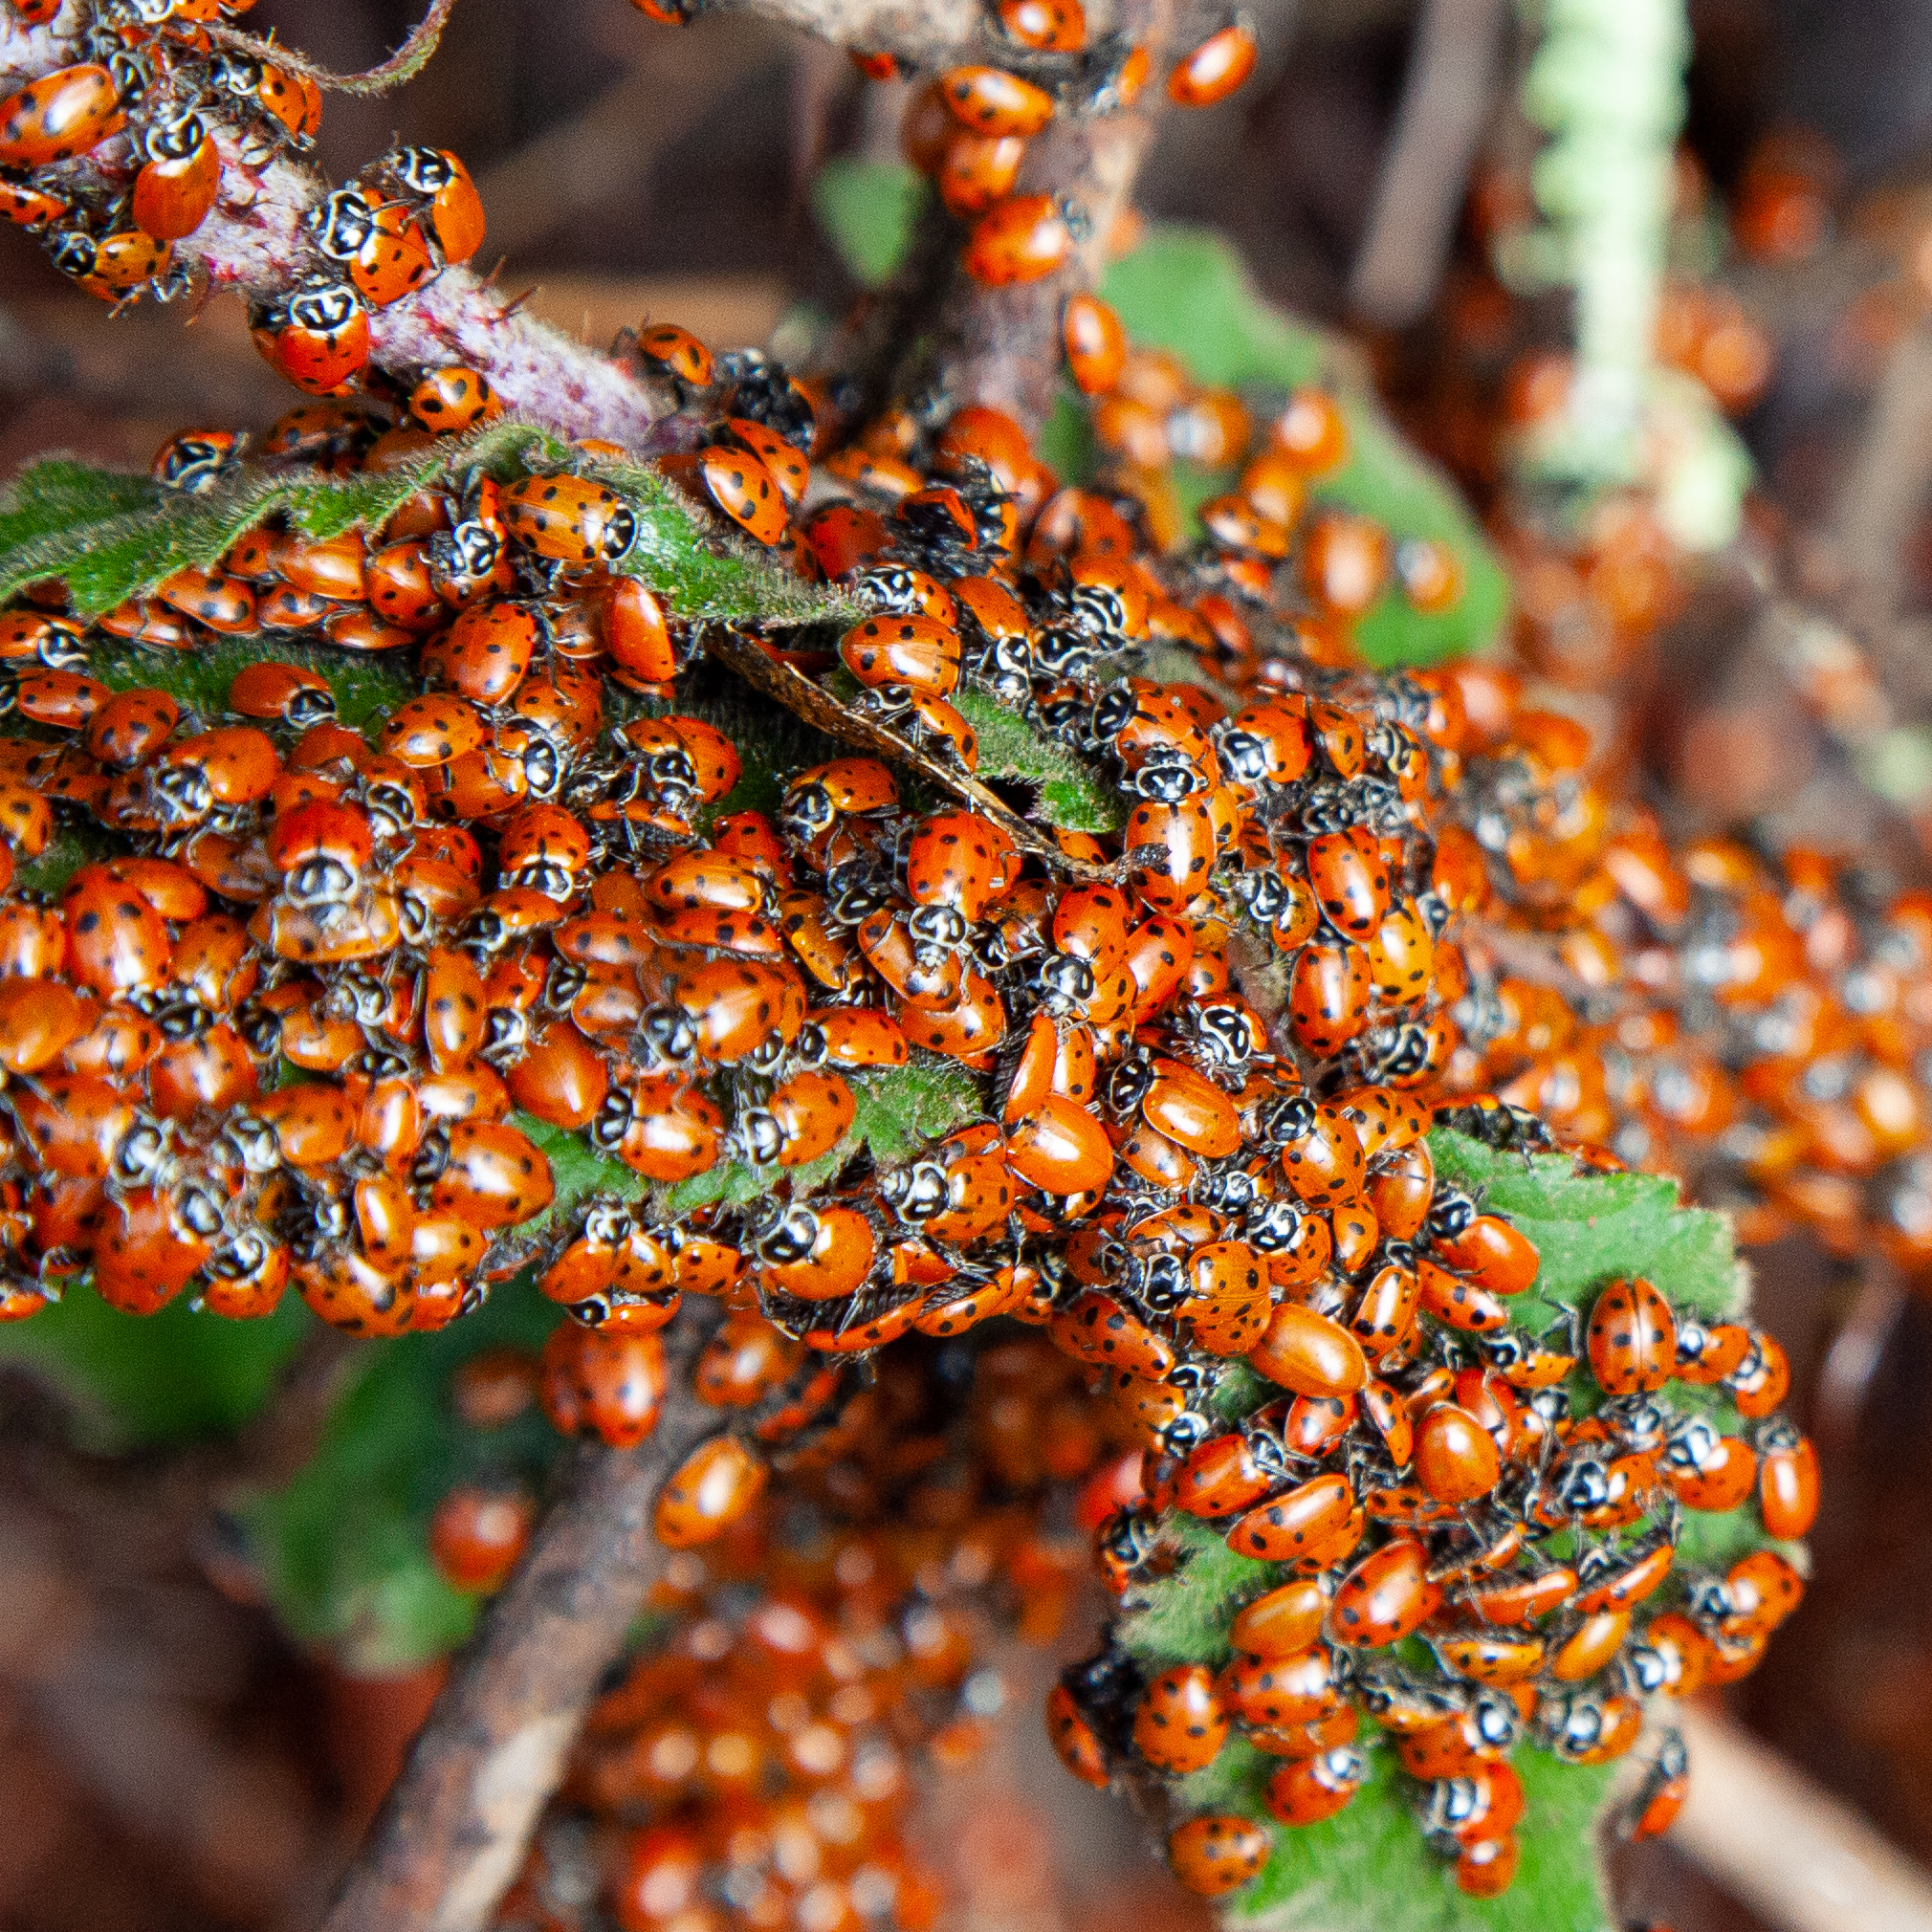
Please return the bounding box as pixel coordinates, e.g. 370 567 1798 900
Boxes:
812 158 930 288
659 1060 982 1217
951 691 1125 831
1100 229 1508 670
1112 1137 1777 1932
92 635 416 736
233 1285 560 1676
0 424 855 631
1428 1131 1745 1330
0 1284 310 1452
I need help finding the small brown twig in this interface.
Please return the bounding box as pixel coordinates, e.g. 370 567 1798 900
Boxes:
1348 0 1510 327
701 625 1113 881
320 1313 720 1932
201 0 460 96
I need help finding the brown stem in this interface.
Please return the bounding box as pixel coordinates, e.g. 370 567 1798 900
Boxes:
701 625 1112 882
320 1314 719 1932
712 0 984 66
202 0 460 96
911 98 1163 435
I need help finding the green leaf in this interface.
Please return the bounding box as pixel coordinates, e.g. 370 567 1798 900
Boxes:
233 1285 561 1675
1100 227 1509 670
812 158 929 288
0 1284 310 1451
1427 1131 1744 1330
658 1060 982 1217
1204 1742 1614 1932
91 635 416 737
0 424 857 633
950 691 1124 832
583 453 859 627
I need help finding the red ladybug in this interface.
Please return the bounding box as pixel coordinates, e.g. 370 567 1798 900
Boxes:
1587 1277 1678 1394
963 194 1080 286
252 283 371 396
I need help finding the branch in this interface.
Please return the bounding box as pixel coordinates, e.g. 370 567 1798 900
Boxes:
1348 0 1508 327
713 0 983 66
916 99 1162 433
320 1312 720 1932
1671 1702 1932 1932
202 0 459 95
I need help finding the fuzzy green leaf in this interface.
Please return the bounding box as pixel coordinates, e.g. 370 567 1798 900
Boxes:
232 1286 560 1675
1428 1131 1745 1329
0 425 856 632
950 691 1125 832
0 1283 310 1452
657 1061 982 1217
91 635 416 737
1099 228 1509 670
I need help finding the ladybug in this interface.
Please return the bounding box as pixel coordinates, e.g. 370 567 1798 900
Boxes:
379 145 486 263
1432 1205 1541 1297
132 110 220 242
839 613 962 695
699 446 787 544
1265 1745 1365 1827
436 600 540 705
410 365 500 432
1063 292 1127 393
428 1486 534 1592
1288 940 1371 1055
999 0 1087 50
1414 1404 1501 1503
939 64 1056 136
1756 1420 1819 1538
251 282 371 396
1168 21 1259 106
539 1323 666 1448
1132 1663 1228 1772
1306 826 1391 939
963 194 1081 286
653 1434 769 1546
1622 1729 1689 1840
637 320 714 388
0 177 65 230
0 64 123 169
1226 1472 1355 1562
1044 1683 1109 1787
1327 1537 1440 1647
1166 1816 1268 1898
502 475 637 564
1725 1329 1791 1416
938 130 1027 216
1586 1277 1678 1394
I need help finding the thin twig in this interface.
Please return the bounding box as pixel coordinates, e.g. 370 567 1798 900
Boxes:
1348 0 1509 327
1672 1701 1932 1932
320 1312 720 1932
701 626 1112 882
202 0 460 97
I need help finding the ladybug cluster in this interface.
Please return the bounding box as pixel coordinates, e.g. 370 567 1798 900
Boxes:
427 1331 1129 1932
1047 1175 1812 1899
0 291 1824 1912
0 0 482 392
1425 658 1932 1277
0 0 319 301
